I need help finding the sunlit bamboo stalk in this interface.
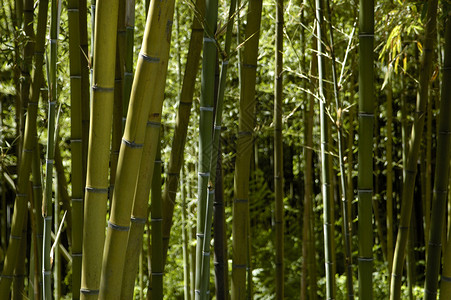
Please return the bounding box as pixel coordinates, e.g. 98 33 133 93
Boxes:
80 0 120 298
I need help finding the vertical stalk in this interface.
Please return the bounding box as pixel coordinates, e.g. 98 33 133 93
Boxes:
315 0 335 298
54 180 60 300
325 0 354 297
0 0 48 296
386 80 394 276
80 0 119 298
194 0 219 296
151 139 163 300
358 0 374 298
102 0 175 297
424 15 451 300
67 0 83 295
42 0 59 297
161 0 204 262
181 166 191 300
390 1 438 298
123 0 135 128
274 0 284 297
231 1 263 299
79 0 89 178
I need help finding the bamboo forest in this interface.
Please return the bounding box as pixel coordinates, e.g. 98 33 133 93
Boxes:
1 0 451 299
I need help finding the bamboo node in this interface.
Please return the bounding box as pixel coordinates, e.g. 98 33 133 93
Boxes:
242 63 257 69
203 37 215 43
108 221 130 231
441 275 451 282
67 8 79 12
196 233 205 238
70 75 82 79
10 235 21 240
198 172 210 177
85 186 108 194
147 121 161 127
357 189 372 194
232 264 246 269
122 138 144 149
92 85 114 93
151 272 164 276
234 198 248 203
179 101 192 106
140 52 160 63
131 216 147 224
80 288 100 295
222 60 229 66
357 257 373 262
72 252 82 257
0 275 13 279
202 251 210 256
17 193 27 198
200 106 214 112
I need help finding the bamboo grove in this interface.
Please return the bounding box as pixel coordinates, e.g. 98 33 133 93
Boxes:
1 0 451 299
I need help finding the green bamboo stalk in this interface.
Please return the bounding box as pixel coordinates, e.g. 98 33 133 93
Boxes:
213 141 229 300
424 91 432 249
199 0 237 297
79 0 89 179
324 0 353 297
123 0 135 129
385 79 394 277
100 0 175 297
110 0 126 195
80 0 119 298
423 14 451 300
32 130 44 300
232 1 263 299
54 180 60 300
54 145 73 247
0 0 47 293
151 138 163 300
181 165 191 300
315 0 335 298
274 0 284 297
194 0 219 294
19 0 35 156
161 0 204 262
357 0 374 298
119 0 175 292
12 207 28 300
42 1 59 298
67 0 83 296
390 1 438 299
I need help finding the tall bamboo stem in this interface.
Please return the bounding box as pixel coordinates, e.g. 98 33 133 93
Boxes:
357 0 374 298
274 0 284 297
390 1 438 298
67 0 84 295
0 0 48 296
424 14 451 300
101 0 175 297
232 1 263 299
161 0 204 262
80 0 119 298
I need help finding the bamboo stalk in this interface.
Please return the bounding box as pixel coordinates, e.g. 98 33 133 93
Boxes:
42 1 59 298
357 0 374 298
67 0 84 295
123 0 135 129
151 139 163 300
101 0 175 297
161 0 205 262
424 15 451 300
0 0 48 296
274 0 284 297
80 0 120 298
390 1 438 298
232 1 263 299
315 0 335 298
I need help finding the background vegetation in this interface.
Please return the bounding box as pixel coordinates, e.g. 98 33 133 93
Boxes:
0 0 450 299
